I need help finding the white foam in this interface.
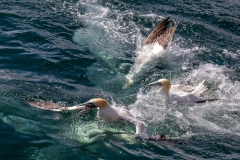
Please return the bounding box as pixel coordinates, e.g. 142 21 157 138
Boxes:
71 0 240 138
74 2 139 49
125 42 205 84
184 63 240 100
126 43 165 83
128 62 240 137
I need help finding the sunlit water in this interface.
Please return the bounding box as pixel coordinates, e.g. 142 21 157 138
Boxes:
0 0 240 159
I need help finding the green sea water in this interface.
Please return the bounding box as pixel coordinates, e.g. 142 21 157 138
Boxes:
0 0 240 159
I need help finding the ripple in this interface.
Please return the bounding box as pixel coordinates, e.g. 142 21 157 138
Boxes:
1 0 240 159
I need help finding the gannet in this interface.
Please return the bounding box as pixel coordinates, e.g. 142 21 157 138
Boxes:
27 98 149 138
147 78 218 103
124 17 179 88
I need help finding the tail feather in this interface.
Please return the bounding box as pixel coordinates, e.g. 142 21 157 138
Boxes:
123 77 133 89
192 80 208 96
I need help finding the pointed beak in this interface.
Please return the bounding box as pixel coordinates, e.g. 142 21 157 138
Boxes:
77 102 97 115
78 102 98 110
146 81 162 87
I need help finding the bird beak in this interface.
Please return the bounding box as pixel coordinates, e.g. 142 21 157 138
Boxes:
77 102 97 115
146 81 162 87
80 102 97 108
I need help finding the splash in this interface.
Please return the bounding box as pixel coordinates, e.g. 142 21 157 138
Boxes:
184 63 240 100
124 43 165 88
72 2 139 91
124 40 199 88
129 63 240 138
73 2 137 68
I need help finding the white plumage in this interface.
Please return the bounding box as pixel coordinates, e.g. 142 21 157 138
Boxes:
27 98 149 138
147 78 217 103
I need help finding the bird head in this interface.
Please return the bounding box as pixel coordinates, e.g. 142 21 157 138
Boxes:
146 78 171 92
81 98 110 109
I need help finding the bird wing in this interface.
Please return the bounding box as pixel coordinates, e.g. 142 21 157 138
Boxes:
191 80 208 96
116 108 149 138
145 17 170 45
145 17 179 49
172 80 207 95
26 99 87 112
170 81 206 103
155 22 178 48
170 93 204 103
172 84 195 92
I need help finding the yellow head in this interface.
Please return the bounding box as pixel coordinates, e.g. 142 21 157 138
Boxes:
147 78 171 92
87 98 110 109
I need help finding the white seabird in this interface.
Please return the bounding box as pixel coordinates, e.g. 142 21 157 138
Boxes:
27 98 149 138
147 78 218 103
124 17 179 88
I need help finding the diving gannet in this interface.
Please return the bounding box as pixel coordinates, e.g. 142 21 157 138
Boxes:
147 78 218 103
27 98 149 138
124 17 179 88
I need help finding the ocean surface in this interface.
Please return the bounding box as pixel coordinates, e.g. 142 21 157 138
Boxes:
1 0 240 159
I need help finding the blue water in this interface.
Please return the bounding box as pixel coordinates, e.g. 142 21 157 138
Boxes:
1 0 240 159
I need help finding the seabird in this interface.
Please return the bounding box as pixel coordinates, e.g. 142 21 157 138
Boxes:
27 98 149 138
147 78 218 103
144 17 179 48
124 17 179 88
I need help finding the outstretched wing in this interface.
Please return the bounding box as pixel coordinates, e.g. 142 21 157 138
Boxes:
145 17 170 45
145 17 179 48
155 22 178 48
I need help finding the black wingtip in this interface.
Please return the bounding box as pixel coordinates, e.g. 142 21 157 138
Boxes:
196 99 218 103
149 134 188 144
